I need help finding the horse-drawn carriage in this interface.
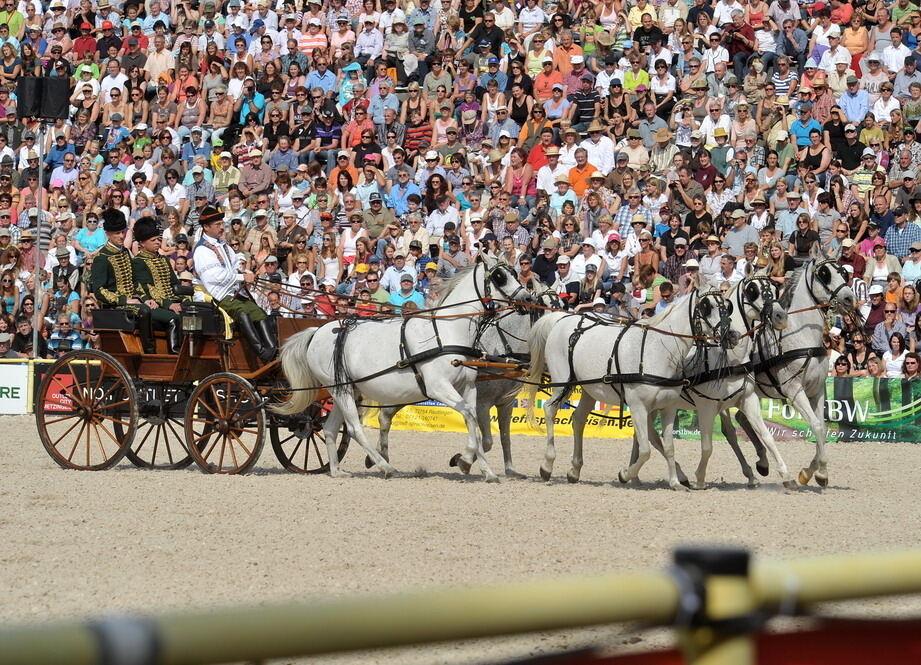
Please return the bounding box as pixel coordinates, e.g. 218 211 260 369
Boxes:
34 303 350 474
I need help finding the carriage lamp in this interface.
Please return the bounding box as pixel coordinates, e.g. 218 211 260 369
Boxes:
182 315 204 333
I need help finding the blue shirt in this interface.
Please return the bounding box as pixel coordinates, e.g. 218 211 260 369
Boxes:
45 142 75 170
368 93 400 125
884 221 921 259
75 227 106 255
237 91 266 124
389 181 421 216
181 140 212 167
840 90 870 125
789 118 822 147
99 163 126 187
306 68 337 95
388 289 425 311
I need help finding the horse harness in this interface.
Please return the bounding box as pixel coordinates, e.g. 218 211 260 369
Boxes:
750 259 844 397
329 262 524 398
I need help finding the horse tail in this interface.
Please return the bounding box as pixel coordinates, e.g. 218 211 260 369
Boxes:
524 312 566 429
272 327 320 416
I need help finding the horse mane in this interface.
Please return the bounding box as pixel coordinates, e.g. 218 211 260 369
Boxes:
778 264 806 310
436 264 479 305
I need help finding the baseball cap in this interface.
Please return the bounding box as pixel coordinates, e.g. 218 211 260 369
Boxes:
869 284 885 295
556 255 571 264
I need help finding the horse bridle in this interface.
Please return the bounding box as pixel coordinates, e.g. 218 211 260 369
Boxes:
736 275 780 333
477 261 534 312
692 290 734 349
805 258 850 309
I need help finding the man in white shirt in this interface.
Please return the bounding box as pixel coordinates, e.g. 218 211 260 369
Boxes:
580 120 616 175
537 146 567 195
194 206 276 361
380 252 417 291
99 58 128 104
882 27 912 76
699 103 732 148
425 195 460 240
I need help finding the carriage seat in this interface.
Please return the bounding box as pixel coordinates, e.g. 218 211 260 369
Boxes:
92 308 138 332
180 302 229 337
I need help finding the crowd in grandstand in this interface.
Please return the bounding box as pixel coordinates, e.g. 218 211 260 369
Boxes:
2 0 921 374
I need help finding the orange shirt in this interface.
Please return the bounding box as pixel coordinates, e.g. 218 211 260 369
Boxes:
342 118 375 148
553 44 584 78
329 164 359 188
569 163 596 197
533 70 564 101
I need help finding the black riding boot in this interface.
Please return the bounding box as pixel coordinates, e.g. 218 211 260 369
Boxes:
256 317 277 362
137 309 156 354
236 312 266 360
167 318 182 354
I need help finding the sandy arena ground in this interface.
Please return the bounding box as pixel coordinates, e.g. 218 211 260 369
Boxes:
2 413 921 663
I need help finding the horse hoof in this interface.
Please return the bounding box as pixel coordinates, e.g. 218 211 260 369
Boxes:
456 455 472 475
448 453 461 468
783 479 800 490
539 466 552 482
364 455 374 469
756 461 770 477
484 474 500 484
747 478 761 489
330 469 352 479
380 463 396 479
670 480 690 492
797 469 811 486
617 470 630 484
815 473 829 488
691 482 708 490
566 471 580 484
505 468 527 480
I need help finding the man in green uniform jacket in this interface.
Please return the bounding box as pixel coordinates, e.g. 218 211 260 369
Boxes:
132 216 183 353
90 208 156 354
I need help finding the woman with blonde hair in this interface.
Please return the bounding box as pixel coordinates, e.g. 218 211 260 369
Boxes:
764 242 795 284
316 231 343 284
898 283 921 328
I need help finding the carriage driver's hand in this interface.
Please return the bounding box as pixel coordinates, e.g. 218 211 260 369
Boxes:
243 272 255 285
169 303 182 314
145 299 159 309
127 298 143 305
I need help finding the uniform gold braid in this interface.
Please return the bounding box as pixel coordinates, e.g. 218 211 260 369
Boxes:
137 249 176 305
96 243 143 305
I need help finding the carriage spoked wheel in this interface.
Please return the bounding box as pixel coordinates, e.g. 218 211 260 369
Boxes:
184 373 265 474
35 349 138 470
269 397 350 474
120 384 193 470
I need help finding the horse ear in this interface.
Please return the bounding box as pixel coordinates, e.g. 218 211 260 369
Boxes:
477 252 497 269
744 261 755 278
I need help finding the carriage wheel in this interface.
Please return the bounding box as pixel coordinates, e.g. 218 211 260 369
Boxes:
35 350 137 471
121 384 193 470
184 373 265 474
269 399 350 474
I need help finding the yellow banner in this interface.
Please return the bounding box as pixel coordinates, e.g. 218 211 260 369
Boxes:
364 387 635 438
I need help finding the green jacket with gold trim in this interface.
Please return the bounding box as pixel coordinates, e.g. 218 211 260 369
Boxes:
132 249 182 307
90 242 145 307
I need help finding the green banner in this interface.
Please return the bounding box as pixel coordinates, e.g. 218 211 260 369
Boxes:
671 378 921 443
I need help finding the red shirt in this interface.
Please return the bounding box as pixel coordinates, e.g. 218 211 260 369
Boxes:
527 142 551 171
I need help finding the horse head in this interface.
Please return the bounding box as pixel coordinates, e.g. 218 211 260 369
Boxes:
807 258 856 313
694 290 739 350
738 275 788 332
475 253 536 308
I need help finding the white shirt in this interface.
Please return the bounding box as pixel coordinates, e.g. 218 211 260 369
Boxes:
713 0 744 26
100 73 129 104
537 162 567 195
426 206 459 237
518 5 547 32
579 136 616 175
193 236 243 301
699 113 732 148
883 43 912 75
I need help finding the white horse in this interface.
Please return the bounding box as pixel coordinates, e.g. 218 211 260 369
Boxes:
737 259 856 487
638 275 795 489
367 290 562 479
274 257 534 481
525 290 737 490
